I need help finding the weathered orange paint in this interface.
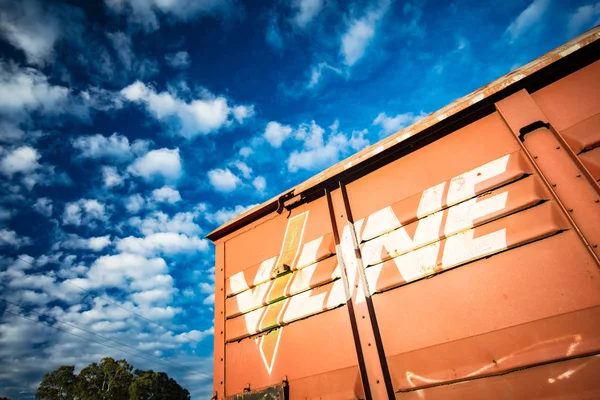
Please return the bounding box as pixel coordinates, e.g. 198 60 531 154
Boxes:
209 27 600 399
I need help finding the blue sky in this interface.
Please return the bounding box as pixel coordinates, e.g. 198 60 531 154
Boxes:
0 0 598 398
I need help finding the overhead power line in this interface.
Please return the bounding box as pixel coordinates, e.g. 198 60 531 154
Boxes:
3 305 213 380
1 298 212 379
14 256 213 351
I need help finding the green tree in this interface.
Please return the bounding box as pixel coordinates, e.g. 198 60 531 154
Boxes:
129 370 190 400
35 365 77 400
35 358 190 400
76 358 133 400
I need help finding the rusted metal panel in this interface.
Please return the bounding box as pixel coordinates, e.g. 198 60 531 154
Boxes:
227 382 287 400
225 307 364 398
580 147 600 180
396 353 600 400
210 29 600 400
374 231 600 391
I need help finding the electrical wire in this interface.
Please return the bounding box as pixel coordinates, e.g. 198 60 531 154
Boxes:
0 298 212 379
14 256 214 351
2 306 213 380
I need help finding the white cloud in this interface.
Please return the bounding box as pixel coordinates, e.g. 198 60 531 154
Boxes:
0 0 61 64
101 166 125 188
232 161 252 179
205 204 258 225
80 253 169 289
232 104 255 123
129 211 202 236
73 133 150 162
121 81 253 137
62 199 108 226
202 293 215 305
165 51 191 69
264 121 293 148
0 146 40 176
151 186 181 204
0 206 14 220
252 176 266 192
265 14 283 50
207 168 241 192
128 148 183 183
372 111 427 135
307 62 342 88
239 146 253 158
504 0 550 43
567 2 600 37
0 62 71 121
103 0 241 32
116 233 209 256
124 194 145 213
0 229 31 248
291 0 324 29
287 121 369 172
340 0 390 66
33 197 52 217
59 234 111 252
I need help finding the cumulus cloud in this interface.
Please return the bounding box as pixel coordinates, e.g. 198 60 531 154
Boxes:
121 81 253 137
151 186 181 204
129 211 202 236
33 197 52 217
252 176 266 192
287 121 369 172
372 111 427 135
264 121 293 148
73 133 150 162
0 146 40 176
58 234 111 252
0 0 62 64
165 51 191 69
340 0 391 66
504 0 550 43
124 194 145 214
0 229 31 248
103 0 242 32
207 168 241 192
265 14 284 50
205 204 258 225
116 233 209 256
232 161 252 179
101 166 125 188
568 2 600 36
291 0 324 29
128 148 183 183
62 199 108 226
0 62 74 123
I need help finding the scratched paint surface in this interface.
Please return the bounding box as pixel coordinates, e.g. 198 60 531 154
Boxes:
212 56 600 399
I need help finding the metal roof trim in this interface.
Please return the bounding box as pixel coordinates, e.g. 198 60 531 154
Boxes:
207 25 600 242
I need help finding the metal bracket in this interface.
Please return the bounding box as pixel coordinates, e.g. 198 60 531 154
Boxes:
518 120 550 142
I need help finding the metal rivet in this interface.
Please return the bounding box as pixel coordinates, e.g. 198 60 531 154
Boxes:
556 146 560 150
220 331 223 334
595 199 600 203
220 358 223 361
220 268 223 271
593 244 598 248
368 343 371 346
220 381 223 385
220 288 223 291
551 184 557 187
362 315 365 319
376 380 380 384
220 311 223 314
355 284 359 288
569 209 574 212
533 156 538 159
576 174 581 178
